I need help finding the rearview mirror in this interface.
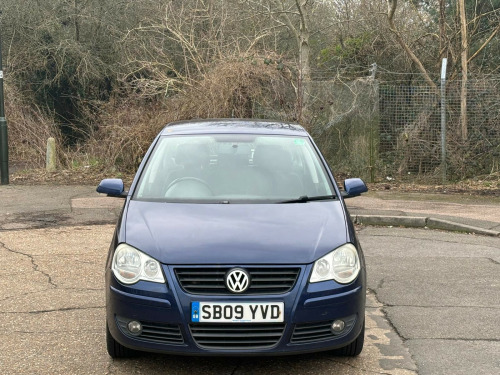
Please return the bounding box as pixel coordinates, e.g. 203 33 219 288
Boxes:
97 179 127 198
342 178 368 198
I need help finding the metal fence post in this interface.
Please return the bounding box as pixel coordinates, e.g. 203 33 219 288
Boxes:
440 58 447 184
369 63 378 183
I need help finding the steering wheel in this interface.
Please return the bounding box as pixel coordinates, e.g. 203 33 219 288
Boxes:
165 177 214 198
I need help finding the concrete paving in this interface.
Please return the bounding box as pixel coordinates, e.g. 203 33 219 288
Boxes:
0 185 123 230
345 191 500 236
361 226 500 375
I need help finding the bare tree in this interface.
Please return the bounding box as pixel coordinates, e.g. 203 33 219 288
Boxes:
239 0 320 121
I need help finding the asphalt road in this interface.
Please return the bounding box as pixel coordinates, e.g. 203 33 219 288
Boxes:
0 225 498 374
362 226 500 375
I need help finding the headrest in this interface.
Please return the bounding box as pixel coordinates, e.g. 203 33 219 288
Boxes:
253 145 292 172
175 143 210 167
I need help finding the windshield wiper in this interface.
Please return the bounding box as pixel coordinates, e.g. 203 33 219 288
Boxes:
278 195 336 203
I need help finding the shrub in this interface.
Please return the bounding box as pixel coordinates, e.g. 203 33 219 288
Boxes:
87 57 294 171
4 82 59 168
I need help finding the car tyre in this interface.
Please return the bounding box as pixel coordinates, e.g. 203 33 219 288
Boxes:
106 322 138 358
333 320 365 357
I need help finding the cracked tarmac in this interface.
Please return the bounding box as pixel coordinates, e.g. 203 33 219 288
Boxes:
362 227 500 375
1 223 498 374
0 224 421 375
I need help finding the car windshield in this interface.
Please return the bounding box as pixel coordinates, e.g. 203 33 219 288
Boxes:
133 134 335 203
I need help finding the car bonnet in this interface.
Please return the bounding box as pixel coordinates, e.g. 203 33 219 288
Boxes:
124 200 349 265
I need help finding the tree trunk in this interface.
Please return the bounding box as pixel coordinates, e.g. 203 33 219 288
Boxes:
439 0 447 58
458 0 468 141
74 0 80 43
297 24 310 122
296 0 311 123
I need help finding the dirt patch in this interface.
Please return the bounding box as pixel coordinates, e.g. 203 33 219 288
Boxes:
369 182 500 197
9 167 134 187
1 212 71 230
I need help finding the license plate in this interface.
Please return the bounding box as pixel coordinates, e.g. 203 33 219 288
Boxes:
191 302 284 323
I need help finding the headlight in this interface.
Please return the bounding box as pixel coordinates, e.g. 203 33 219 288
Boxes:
310 243 360 284
112 244 165 284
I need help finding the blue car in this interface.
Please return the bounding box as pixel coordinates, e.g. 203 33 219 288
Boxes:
97 119 368 358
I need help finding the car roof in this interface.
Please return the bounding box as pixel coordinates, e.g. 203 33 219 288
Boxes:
159 119 307 136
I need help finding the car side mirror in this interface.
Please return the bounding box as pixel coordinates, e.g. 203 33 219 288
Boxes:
342 178 368 199
97 178 127 198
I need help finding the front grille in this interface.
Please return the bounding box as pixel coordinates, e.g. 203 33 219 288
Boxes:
290 315 356 344
116 316 184 344
190 323 286 349
175 267 300 295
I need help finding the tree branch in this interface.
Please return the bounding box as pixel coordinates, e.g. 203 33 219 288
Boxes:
467 22 500 64
386 0 438 93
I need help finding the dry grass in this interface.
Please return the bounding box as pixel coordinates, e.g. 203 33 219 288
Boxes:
5 83 59 168
176 58 292 119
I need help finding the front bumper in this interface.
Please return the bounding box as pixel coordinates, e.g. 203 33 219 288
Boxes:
106 264 366 356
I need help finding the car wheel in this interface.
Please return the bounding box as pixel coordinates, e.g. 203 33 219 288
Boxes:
106 322 138 358
333 320 365 357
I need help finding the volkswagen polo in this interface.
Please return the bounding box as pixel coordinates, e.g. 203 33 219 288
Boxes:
97 119 368 358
